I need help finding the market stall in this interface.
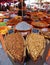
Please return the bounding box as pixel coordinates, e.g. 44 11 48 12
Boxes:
0 0 50 65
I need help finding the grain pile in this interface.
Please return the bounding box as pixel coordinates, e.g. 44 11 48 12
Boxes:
15 22 32 31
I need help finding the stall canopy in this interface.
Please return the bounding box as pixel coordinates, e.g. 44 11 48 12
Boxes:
0 0 17 2
0 0 13 2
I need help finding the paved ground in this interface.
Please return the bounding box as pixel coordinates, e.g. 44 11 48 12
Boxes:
0 43 13 65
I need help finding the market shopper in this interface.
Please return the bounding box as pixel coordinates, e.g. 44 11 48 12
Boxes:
18 0 26 16
0 4 2 11
2 4 7 11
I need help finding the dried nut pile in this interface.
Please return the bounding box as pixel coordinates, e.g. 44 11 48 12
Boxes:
7 16 22 25
41 32 50 39
0 26 10 34
34 22 47 27
26 33 46 61
5 32 24 62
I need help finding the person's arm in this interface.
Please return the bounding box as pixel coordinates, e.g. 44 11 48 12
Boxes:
0 34 6 52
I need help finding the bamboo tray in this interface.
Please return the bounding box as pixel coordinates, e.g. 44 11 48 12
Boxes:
0 32 26 65
31 21 49 28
